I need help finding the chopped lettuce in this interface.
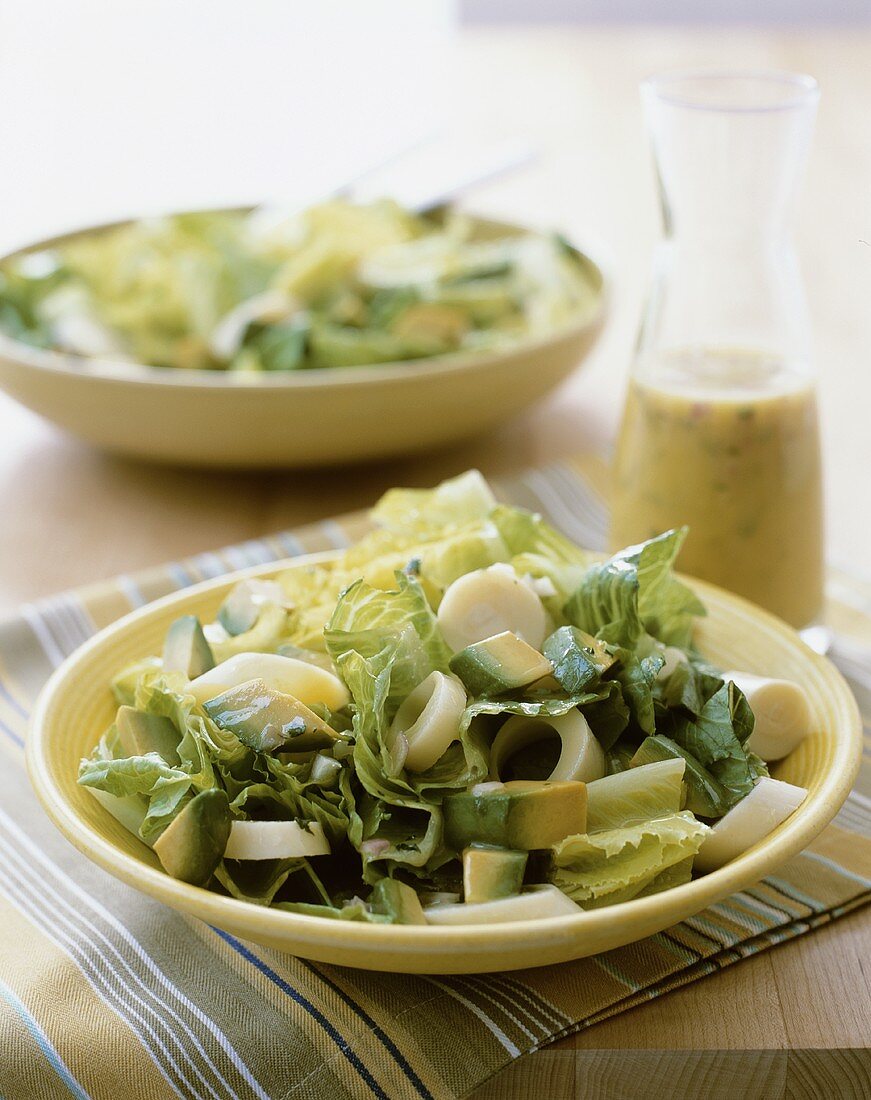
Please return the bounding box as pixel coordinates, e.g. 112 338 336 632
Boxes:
585 759 686 831
326 571 452 710
493 505 592 611
549 812 709 906
657 658 724 716
372 470 496 536
578 680 631 751
608 649 663 736
274 900 390 923
564 529 705 649
0 203 599 371
668 681 763 807
78 753 195 844
630 529 707 647
338 646 456 879
215 857 307 906
78 470 781 922
637 856 694 896
111 657 162 705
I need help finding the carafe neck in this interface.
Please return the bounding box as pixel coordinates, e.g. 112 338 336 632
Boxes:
638 72 819 373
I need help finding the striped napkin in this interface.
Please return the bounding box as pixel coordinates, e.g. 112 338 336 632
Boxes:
1 459 869 1100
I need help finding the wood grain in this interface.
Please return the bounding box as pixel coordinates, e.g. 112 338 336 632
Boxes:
1 21 868 1065
470 1049 871 1100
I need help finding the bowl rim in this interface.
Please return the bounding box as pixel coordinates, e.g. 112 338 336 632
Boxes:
26 552 863 957
0 208 607 391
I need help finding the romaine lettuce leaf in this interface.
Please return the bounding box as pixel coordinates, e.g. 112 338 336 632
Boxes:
631 529 706 647
564 529 704 649
410 523 509 598
371 469 496 536
133 672 250 792
579 680 631 750
326 571 451 710
492 505 592 608
669 681 762 806
461 686 610 729
214 857 305 906
274 899 390 923
340 639 488 798
549 811 708 905
215 855 333 907
491 504 588 559
656 658 724 716
585 758 686 831
564 558 642 648
336 643 472 880
111 657 162 705
454 679 629 757
352 788 447 876
78 753 194 843
543 626 610 694
637 856 694 897
609 649 664 736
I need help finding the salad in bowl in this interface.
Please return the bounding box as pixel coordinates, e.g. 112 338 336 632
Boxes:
0 201 599 374
78 472 813 926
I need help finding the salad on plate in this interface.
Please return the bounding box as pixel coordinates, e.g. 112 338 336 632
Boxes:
78 472 812 925
0 201 599 373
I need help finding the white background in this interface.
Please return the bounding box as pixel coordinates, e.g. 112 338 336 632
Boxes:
0 0 456 251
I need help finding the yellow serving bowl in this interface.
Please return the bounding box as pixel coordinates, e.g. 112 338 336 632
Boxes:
26 553 861 974
0 213 605 468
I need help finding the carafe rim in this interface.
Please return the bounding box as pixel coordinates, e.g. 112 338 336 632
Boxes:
641 70 819 115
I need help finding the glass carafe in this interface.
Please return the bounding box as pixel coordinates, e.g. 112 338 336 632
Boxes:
611 72 823 627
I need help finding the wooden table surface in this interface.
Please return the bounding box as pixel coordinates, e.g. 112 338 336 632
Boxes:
2 24 869 1089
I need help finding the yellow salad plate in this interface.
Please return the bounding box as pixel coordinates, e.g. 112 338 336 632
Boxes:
27 553 861 974
0 213 605 469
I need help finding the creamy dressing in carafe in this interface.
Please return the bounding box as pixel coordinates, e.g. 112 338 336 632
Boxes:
610 349 824 627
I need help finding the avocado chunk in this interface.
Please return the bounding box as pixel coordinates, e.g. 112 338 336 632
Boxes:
163 615 215 678
369 878 427 925
630 735 729 818
443 779 587 851
463 845 527 903
203 678 339 753
153 789 231 886
217 584 259 636
449 631 551 696
116 705 181 765
543 626 615 693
